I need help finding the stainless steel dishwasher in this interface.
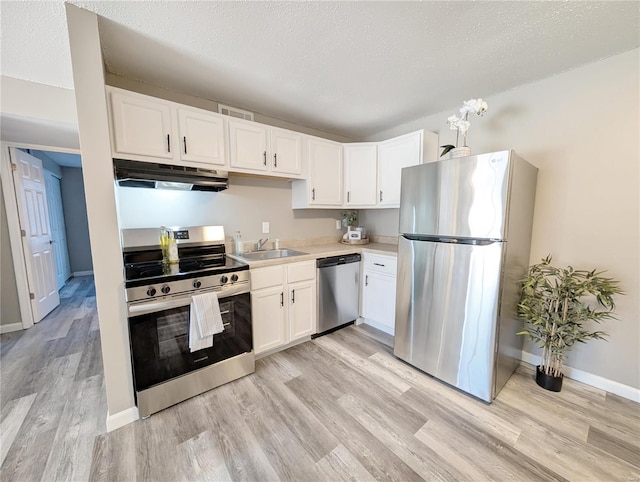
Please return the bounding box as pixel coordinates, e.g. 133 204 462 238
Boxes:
315 253 361 336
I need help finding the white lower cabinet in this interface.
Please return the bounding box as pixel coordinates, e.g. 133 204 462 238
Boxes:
361 253 397 335
251 260 316 355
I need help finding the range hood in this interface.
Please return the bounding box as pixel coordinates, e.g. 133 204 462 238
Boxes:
113 159 228 192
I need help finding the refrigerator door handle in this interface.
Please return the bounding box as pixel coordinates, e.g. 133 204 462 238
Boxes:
402 233 501 246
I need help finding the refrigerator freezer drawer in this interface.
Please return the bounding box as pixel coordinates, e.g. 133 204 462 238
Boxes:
394 235 504 401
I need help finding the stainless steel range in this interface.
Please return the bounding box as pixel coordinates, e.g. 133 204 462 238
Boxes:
121 225 254 417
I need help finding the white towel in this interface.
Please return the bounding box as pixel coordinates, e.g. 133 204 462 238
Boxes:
189 291 224 352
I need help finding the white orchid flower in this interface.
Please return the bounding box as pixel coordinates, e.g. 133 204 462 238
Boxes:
456 119 470 133
461 98 488 116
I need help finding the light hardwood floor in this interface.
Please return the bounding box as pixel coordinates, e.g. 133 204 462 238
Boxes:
1 277 639 481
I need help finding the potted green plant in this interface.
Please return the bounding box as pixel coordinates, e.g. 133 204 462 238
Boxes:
517 255 623 392
342 210 358 229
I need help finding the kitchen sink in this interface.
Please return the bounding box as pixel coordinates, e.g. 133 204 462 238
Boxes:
238 249 307 261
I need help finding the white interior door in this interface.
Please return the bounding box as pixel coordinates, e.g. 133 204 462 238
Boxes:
44 170 71 289
11 149 60 322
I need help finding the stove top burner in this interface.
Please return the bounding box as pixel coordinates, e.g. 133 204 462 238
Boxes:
124 255 248 288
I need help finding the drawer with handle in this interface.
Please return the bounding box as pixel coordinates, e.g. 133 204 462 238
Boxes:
363 253 397 276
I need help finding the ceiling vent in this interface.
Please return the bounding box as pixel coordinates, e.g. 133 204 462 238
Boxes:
218 103 254 121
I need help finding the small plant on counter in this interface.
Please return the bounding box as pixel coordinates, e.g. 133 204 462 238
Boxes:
517 255 623 391
342 210 358 228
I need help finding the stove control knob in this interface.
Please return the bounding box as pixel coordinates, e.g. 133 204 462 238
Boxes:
220 275 229 284
161 285 171 294
231 274 239 282
193 280 202 289
146 287 157 297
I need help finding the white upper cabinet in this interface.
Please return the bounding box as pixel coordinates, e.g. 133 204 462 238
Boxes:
378 130 433 207
177 107 226 166
292 137 343 207
228 118 303 178
228 118 269 172
108 86 228 168
270 127 303 176
110 89 173 160
344 143 377 207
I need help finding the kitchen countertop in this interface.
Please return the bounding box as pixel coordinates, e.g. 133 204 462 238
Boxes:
228 242 397 269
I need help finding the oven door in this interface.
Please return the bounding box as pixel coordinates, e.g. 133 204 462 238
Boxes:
127 285 252 392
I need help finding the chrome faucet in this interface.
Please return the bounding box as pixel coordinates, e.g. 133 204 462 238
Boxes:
257 237 270 251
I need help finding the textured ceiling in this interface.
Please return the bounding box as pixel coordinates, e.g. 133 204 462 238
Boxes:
1 1 639 139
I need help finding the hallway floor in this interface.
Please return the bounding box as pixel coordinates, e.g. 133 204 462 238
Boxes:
1 276 105 481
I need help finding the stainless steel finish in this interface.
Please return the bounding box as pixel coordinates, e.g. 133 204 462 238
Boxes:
256 237 270 251
121 225 226 250
127 280 249 314
399 150 510 240
395 236 503 401
125 269 249 303
317 255 361 334
394 150 538 402
237 248 307 261
114 159 228 192
136 351 255 417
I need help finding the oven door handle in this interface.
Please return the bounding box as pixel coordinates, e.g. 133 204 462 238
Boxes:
128 283 249 316
128 297 194 315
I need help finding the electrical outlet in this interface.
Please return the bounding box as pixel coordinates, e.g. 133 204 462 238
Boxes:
335 219 342 229
262 221 270 234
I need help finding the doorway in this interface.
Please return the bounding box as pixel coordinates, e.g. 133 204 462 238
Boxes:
0 144 92 330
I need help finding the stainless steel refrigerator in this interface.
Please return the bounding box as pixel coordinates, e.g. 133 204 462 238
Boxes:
394 150 538 402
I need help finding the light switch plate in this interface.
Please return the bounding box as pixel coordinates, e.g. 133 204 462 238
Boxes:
335 220 342 229
262 221 270 234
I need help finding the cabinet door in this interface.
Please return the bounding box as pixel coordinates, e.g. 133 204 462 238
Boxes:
271 128 302 176
110 90 173 159
308 138 343 205
252 286 287 355
344 144 377 206
177 108 226 166
362 271 397 335
228 118 268 172
378 131 422 207
289 279 316 341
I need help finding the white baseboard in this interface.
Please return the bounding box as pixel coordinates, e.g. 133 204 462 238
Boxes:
106 406 139 432
520 350 640 403
73 270 94 277
0 322 23 334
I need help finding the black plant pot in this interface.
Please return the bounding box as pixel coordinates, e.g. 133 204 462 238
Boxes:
536 365 563 392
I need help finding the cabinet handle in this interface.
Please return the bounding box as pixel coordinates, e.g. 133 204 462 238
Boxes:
312 188 316 201
291 289 295 304
167 134 171 153
183 136 187 154
365 275 369 286
347 191 350 203
373 263 385 267
280 292 284 307
263 151 267 166
274 153 277 167
379 190 383 202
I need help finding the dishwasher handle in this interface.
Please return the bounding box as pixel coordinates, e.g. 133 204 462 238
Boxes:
316 253 361 268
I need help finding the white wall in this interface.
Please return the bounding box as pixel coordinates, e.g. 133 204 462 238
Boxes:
116 175 343 243
66 4 136 429
0 76 80 149
362 49 640 390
